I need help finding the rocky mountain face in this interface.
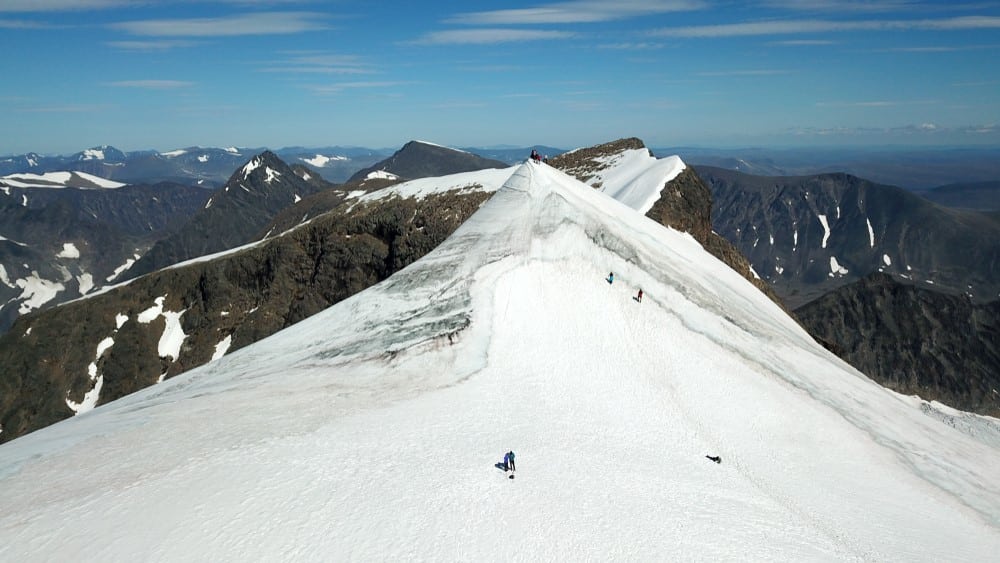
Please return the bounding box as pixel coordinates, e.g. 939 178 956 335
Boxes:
0 182 208 333
795 272 1000 417
348 141 508 183
696 165 999 416
698 166 1000 308
123 152 332 280
0 175 492 442
0 139 762 443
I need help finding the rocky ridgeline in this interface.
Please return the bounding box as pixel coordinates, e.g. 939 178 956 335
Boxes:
547 137 647 186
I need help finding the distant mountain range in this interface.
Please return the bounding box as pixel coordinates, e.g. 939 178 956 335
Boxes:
0 143 560 190
697 165 1000 308
661 145 1000 191
0 145 392 187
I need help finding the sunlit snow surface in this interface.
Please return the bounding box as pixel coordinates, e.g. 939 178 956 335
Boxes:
1 162 999 561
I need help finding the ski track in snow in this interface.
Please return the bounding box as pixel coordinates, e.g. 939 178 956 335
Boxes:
0 162 998 561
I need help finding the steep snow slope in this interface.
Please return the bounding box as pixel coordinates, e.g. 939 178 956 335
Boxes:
1 162 998 561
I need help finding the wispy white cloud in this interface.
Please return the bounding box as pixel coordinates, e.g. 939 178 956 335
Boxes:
1 0 308 11
106 39 200 51
0 18 57 28
21 104 109 113
881 44 1000 52
787 122 999 137
0 0 131 11
768 39 836 45
447 0 706 25
308 81 409 95
815 99 937 107
597 42 666 50
413 29 576 45
698 69 792 76
106 80 194 89
111 12 328 37
430 101 489 109
816 100 896 107
951 79 999 87
759 0 918 12
261 52 373 75
651 16 1000 37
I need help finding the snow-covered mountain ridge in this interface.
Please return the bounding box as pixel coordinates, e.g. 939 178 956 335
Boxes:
1 159 998 560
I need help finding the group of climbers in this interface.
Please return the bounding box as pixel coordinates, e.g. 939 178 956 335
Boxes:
607 271 643 303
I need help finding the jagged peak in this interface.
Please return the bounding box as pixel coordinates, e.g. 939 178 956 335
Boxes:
238 150 288 181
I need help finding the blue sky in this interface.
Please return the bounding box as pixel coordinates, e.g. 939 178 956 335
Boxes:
1 0 999 154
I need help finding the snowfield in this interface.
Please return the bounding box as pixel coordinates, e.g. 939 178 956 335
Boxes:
1 160 998 561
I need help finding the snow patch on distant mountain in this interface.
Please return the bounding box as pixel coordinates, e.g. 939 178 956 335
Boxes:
1 171 125 189
365 170 399 181
137 296 188 361
77 273 94 295
818 214 831 249
414 140 469 153
107 254 139 282
56 243 80 259
225 147 240 154
301 154 347 167
15 273 63 314
161 149 187 158
0 235 27 247
212 335 232 361
198 155 209 163
241 157 262 178
829 256 849 276
0 265 12 287
264 167 281 184
80 148 105 160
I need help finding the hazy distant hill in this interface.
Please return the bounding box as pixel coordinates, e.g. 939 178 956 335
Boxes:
348 141 508 183
666 146 1000 190
915 181 1000 211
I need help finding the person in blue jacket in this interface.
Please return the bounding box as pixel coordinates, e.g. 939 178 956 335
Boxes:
607 271 614 284
504 450 516 472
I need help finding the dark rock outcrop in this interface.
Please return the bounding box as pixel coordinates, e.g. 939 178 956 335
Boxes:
795 273 1000 417
0 182 209 333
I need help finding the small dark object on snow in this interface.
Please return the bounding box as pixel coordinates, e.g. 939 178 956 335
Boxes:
509 474 515 479
706 455 722 464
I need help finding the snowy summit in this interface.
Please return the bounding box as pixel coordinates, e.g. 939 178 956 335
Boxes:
1 159 998 560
